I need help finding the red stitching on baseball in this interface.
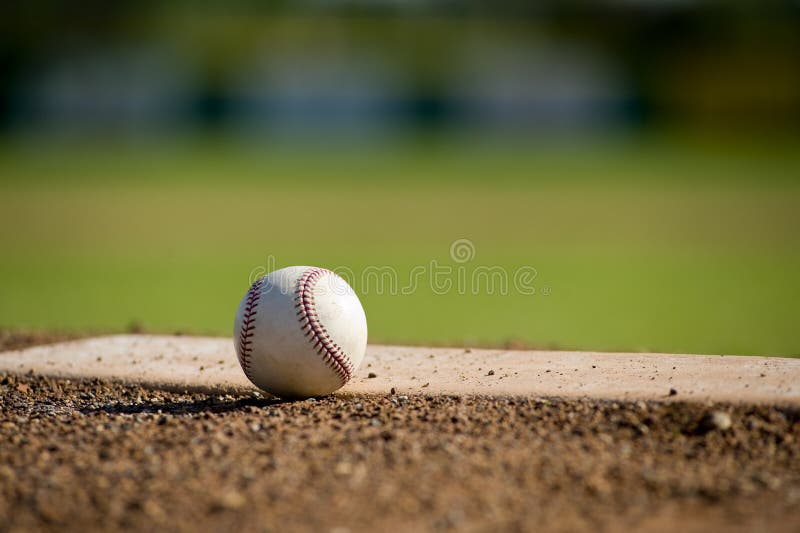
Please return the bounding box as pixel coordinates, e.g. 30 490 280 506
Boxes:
237 276 264 381
295 268 355 384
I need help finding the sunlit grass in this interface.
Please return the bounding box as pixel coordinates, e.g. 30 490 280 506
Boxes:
1 138 798 356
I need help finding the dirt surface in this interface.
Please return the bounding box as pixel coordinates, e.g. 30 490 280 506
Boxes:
1 374 799 533
2 334 800 532
0 328 84 353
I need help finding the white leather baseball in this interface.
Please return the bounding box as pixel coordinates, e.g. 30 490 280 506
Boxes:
233 266 368 399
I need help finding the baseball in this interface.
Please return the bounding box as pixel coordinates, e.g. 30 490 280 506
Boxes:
233 266 368 399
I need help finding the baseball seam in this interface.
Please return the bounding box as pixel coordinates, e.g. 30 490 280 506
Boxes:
295 268 355 384
237 276 264 381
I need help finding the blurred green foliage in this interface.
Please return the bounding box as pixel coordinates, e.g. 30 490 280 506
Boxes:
2 1 800 133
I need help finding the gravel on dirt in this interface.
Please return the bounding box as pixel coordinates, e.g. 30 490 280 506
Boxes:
1 333 799 532
1 372 798 533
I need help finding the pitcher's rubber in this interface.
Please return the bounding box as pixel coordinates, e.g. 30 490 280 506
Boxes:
1 335 797 403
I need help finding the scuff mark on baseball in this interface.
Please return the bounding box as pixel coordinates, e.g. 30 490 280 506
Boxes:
233 266 368 399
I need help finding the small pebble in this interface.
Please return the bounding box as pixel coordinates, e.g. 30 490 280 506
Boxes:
696 411 732 434
216 491 246 510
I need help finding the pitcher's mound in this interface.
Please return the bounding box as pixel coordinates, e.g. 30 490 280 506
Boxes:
1 335 797 403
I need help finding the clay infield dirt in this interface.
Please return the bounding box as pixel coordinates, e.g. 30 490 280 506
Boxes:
1 333 799 532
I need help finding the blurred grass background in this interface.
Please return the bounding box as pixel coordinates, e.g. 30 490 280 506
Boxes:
1 138 798 356
1 2 799 356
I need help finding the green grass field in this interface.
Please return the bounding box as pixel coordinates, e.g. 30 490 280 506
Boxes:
1 138 798 356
